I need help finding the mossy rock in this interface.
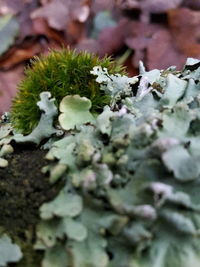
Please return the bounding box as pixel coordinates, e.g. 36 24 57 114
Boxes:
0 146 63 267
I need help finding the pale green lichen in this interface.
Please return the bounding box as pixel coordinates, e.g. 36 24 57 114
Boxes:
0 123 12 140
0 144 14 168
3 57 200 266
13 92 60 145
0 117 14 168
35 58 200 267
0 234 22 266
0 158 8 168
58 95 94 130
91 66 138 106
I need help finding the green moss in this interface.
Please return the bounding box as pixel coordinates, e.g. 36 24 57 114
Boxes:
11 49 125 134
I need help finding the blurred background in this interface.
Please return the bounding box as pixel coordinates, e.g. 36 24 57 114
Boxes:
0 0 200 114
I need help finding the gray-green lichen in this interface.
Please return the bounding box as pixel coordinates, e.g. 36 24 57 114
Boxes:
0 234 22 266
58 95 94 130
35 58 200 267
2 58 200 266
13 92 60 145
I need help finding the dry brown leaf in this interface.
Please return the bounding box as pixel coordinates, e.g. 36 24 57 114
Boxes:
0 64 24 114
183 0 200 9
31 0 90 31
75 38 100 54
73 5 90 23
168 8 200 57
117 0 183 13
139 0 183 13
40 0 51 5
0 41 42 70
31 0 69 30
91 0 115 13
146 29 186 70
67 20 86 44
0 0 25 15
97 19 128 56
123 56 138 76
124 21 163 67
0 1 38 42
17 1 39 41
32 18 65 44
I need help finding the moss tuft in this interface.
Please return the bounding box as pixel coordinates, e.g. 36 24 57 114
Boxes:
11 49 125 134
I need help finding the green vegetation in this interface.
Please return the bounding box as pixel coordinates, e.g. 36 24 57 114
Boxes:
11 49 125 134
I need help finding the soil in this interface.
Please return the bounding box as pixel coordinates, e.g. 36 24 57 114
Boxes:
0 145 62 266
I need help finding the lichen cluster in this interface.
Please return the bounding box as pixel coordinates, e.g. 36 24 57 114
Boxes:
1 54 200 266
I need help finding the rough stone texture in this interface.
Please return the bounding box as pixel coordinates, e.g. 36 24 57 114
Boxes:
0 147 61 266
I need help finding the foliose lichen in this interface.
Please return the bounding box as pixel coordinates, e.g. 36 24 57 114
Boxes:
36 58 200 267
2 56 200 266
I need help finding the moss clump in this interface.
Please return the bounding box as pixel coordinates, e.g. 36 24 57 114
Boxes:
11 49 125 134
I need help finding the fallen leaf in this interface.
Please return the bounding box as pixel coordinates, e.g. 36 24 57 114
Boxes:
16 0 38 42
73 4 90 23
0 64 24 114
67 20 86 44
0 39 43 70
123 56 138 76
98 19 128 56
31 0 90 31
0 14 19 56
75 38 100 54
32 17 65 44
168 8 200 57
91 0 115 13
124 21 164 68
31 0 69 30
40 0 50 5
118 0 183 13
183 0 200 9
0 0 25 15
146 29 186 70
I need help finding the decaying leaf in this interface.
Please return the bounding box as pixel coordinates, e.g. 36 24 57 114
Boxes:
0 14 19 56
168 8 200 57
0 65 24 114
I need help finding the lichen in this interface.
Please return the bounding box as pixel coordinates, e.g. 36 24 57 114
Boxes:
2 57 200 266
0 234 22 266
58 95 94 130
13 92 60 145
36 58 200 267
